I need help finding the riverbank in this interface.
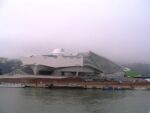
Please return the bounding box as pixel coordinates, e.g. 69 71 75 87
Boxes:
0 75 150 90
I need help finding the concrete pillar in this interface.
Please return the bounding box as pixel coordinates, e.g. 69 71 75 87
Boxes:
31 65 38 75
76 72 79 77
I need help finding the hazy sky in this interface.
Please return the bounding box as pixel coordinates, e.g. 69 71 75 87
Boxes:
0 0 150 63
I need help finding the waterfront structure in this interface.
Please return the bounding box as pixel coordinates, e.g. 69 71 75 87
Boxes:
20 48 124 78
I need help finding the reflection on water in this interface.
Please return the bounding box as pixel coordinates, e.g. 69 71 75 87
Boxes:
0 88 150 113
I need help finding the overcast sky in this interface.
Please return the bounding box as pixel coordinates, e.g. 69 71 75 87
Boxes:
0 0 150 63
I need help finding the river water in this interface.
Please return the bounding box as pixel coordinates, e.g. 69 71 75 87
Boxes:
0 88 150 113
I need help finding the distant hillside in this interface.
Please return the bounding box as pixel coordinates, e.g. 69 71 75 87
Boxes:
124 63 150 76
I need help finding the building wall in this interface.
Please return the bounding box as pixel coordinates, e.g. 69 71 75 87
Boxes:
55 66 96 73
53 66 101 76
103 71 125 80
21 55 83 68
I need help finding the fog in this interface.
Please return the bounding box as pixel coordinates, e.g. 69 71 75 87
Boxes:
0 0 150 63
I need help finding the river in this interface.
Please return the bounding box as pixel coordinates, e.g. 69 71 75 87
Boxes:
0 88 150 113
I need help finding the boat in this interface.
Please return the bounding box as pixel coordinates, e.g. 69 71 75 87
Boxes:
0 83 25 88
102 86 113 90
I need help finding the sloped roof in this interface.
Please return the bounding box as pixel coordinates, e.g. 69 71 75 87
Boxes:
78 52 122 74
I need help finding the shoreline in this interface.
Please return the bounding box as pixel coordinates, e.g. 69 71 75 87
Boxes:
0 75 150 90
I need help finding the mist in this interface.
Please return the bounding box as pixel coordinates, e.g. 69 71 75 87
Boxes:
0 0 150 63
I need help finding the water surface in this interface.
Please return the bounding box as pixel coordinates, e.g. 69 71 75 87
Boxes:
0 88 150 113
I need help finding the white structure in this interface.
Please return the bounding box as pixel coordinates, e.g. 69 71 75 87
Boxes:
20 49 124 78
52 48 65 56
21 55 83 68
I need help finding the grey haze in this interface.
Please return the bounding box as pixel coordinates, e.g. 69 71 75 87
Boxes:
0 0 150 63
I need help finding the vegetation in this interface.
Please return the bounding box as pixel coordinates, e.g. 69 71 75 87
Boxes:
125 70 141 77
125 63 150 76
0 59 22 75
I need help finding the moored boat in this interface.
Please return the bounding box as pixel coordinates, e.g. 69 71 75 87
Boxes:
0 83 25 88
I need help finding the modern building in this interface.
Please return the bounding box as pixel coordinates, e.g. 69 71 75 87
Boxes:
20 48 124 79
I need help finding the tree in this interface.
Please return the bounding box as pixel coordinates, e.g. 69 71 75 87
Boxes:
0 69 2 75
0 59 22 74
